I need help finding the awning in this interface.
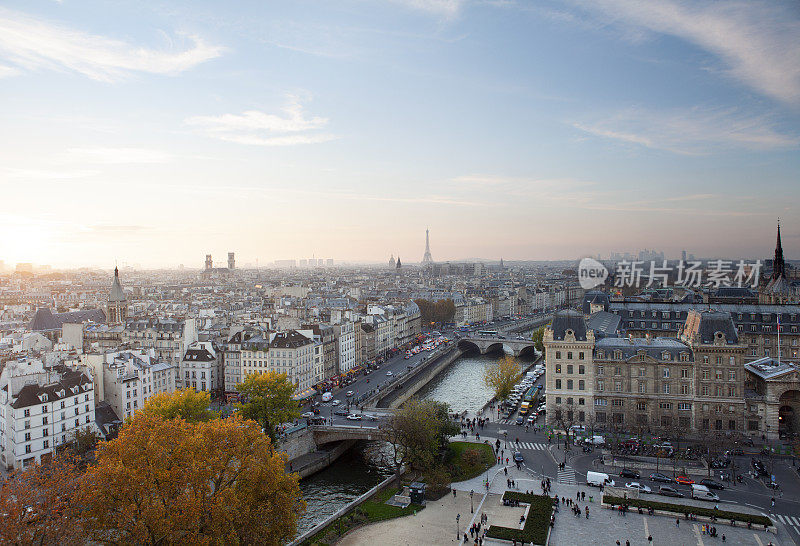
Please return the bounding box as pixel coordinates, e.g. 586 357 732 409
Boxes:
292 388 317 401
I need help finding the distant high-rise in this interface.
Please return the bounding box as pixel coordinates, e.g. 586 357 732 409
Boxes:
422 228 433 264
681 250 687 261
228 252 235 270
389 254 396 268
205 254 212 271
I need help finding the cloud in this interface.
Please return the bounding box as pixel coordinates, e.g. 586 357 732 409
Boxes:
0 7 223 82
2 167 98 180
64 147 172 164
573 107 800 154
570 0 800 105
186 96 337 147
389 0 464 18
0 64 19 78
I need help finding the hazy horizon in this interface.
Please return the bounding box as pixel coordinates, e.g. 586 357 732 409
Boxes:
1 1 798 268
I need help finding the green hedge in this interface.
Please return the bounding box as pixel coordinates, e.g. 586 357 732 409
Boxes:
485 492 553 545
603 495 771 527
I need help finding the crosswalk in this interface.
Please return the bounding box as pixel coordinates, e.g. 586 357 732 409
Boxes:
509 442 549 451
772 513 800 531
557 464 576 485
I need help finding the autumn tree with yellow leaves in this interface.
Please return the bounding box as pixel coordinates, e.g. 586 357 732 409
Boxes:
483 355 522 401
78 411 304 545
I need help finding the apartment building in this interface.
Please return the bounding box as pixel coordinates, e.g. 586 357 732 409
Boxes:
0 360 95 470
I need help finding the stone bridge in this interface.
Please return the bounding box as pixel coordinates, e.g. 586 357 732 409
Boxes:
310 424 385 446
457 336 538 357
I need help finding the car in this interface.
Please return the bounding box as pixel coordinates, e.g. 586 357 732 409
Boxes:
649 472 673 483
346 414 362 420
658 486 684 498
333 409 349 416
625 482 652 494
700 478 724 490
331 399 341 406
513 452 524 463
674 475 695 485
515 416 524 425
710 458 730 469
346 390 355 397
386 371 393 376
301 411 315 418
362 414 379 421
619 469 640 479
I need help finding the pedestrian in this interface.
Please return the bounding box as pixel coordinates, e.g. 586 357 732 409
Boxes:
586 507 589 519
626 541 630 546
722 534 726 542
464 532 468 543
771 497 775 507
648 536 652 544
506 458 509 465
504 467 508 475
507 478 511 488
582 491 585 501
676 518 680 527
453 489 457 498
470 526 474 538
576 491 580 500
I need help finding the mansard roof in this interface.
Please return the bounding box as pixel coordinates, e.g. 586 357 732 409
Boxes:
550 310 588 341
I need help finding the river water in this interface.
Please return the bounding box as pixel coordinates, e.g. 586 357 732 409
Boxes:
296 348 534 536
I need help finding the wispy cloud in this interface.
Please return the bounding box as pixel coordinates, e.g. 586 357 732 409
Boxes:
63 147 172 164
0 63 18 78
573 107 800 154
185 95 337 147
2 167 98 180
389 0 464 18
0 7 223 82
569 0 800 105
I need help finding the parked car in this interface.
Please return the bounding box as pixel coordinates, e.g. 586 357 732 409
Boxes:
658 486 684 498
386 371 393 376
333 409 349 416
625 482 652 494
345 390 355 397
619 469 640 479
751 458 768 476
331 399 341 406
301 411 315 418
674 475 695 485
346 414 362 421
649 472 673 483
515 416 525 425
700 478 724 490
513 452 524 463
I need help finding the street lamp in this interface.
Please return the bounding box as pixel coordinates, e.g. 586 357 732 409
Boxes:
470 489 474 513
456 513 460 541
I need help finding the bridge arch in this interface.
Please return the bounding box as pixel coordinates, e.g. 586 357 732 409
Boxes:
483 342 504 355
517 345 538 358
457 340 481 354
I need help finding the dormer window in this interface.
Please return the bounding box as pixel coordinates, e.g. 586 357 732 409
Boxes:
38 393 48 402
662 352 670 361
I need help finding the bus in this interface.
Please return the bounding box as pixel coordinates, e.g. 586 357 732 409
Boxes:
477 330 499 337
523 386 540 404
519 401 530 415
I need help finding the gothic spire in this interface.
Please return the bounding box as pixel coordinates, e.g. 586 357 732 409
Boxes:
773 220 785 280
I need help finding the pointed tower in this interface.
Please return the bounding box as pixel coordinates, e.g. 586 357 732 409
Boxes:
772 220 785 280
389 254 396 268
396 256 402 269
107 266 128 324
422 228 433 264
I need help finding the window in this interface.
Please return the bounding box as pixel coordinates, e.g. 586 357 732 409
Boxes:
612 399 624 407
614 380 622 392
579 352 585 360
555 364 561 374
728 420 736 430
680 384 690 395
681 368 689 379
42 405 48 413
638 381 646 394
567 365 573 374
24 432 31 441
594 398 607 406
659 402 672 410
702 418 709 430
701 385 709 396
662 383 670 394
555 397 561 404
596 412 606 422
678 403 691 410
597 380 604 392
702 369 710 380
597 366 604 376
567 352 573 360
715 369 723 380
662 368 670 378
555 379 562 389
567 379 573 390
639 367 646 377
567 397 574 405
636 402 647 411
25 445 31 454
728 386 736 397
703 356 709 364
579 365 585 374
728 370 736 381
715 419 723 430
24 409 30 417
42 416 48 425
579 380 585 390
748 420 759 431
660 416 672 427
614 366 621 375
555 351 561 359
578 398 585 405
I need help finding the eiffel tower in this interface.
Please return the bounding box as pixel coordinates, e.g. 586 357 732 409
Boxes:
422 228 433 264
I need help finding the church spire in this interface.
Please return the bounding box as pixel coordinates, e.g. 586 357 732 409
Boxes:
773 220 785 280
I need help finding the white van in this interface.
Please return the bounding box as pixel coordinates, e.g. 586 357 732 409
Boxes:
321 392 333 402
587 471 615 487
691 484 719 501
587 435 606 446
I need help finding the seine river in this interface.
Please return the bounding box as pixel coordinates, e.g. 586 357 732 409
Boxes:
295 349 533 536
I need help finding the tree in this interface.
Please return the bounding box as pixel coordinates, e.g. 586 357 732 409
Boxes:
141 388 218 423
483 355 522 401
70 425 101 458
236 372 300 443
0 455 84 546
414 298 456 325
530 327 545 355
381 399 459 482
77 412 304 546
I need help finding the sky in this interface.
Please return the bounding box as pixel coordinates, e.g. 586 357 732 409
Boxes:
0 0 798 268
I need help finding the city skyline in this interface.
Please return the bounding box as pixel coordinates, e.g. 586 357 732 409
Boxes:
1 1 799 267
